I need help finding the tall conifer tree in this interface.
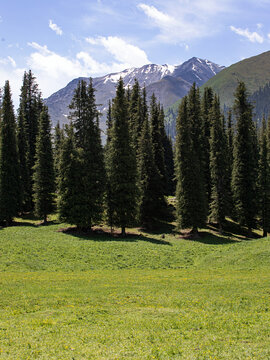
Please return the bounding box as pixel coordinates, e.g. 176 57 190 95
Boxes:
58 125 85 227
33 107 55 223
201 87 214 212
150 95 166 193
175 84 207 234
232 81 258 235
209 96 227 231
258 117 270 236
68 78 105 229
18 70 42 210
107 78 138 236
0 81 20 225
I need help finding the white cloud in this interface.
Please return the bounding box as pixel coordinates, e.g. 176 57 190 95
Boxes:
25 40 150 98
137 1 234 43
230 26 264 43
0 56 17 67
86 36 150 67
49 20 63 36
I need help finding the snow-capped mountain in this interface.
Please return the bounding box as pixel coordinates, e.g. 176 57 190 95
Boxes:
45 57 225 130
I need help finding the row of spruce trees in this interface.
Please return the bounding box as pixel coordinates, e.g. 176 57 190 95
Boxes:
176 82 270 237
0 72 269 237
0 73 175 235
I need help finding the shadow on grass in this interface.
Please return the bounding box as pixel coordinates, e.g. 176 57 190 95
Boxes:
206 221 261 241
59 227 172 246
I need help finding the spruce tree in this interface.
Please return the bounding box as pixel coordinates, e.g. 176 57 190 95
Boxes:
68 78 105 229
232 81 258 235
129 79 143 151
201 87 214 211
159 106 175 195
107 78 138 236
0 81 20 225
150 95 166 193
105 100 114 232
225 109 234 218
258 117 270 236
209 95 227 231
18 70 42 210
137 113 166 228
58 126 85 227
33 107 55 223
175 96 193 230
175 84 207 234
53 121 64 182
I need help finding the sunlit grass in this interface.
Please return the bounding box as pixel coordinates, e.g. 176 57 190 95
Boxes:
0 216 269 359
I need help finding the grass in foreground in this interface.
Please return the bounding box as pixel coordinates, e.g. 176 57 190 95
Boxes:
0 216 269 359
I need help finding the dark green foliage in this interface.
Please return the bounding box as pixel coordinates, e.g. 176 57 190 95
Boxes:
232 81 258 232
67 79 105 229
105 101 113 231
17 101 31 212
58 126 85 227
129 79 143 152
18 70 42 210
33 107 55 223
150 95 166 193
201 87 214 211
209 96 227 230
53 121 64 183
225 109 234 217
257 117 270 236
159 106 175 195
0 81 20 224
175 84 207 233
106 78 138 235
137 114 166 228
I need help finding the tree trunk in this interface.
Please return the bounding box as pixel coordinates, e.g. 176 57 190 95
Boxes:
247 227 253 238
263 229 267 237
121 226 126 237
43 214 47 225
191 226 198 235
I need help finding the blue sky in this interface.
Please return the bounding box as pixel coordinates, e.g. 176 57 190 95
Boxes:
1 0 270 105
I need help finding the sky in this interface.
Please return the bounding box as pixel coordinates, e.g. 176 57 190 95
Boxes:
1 0 270 107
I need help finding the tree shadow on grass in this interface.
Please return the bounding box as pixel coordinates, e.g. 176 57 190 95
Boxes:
206 221 261 241
59 226 172 246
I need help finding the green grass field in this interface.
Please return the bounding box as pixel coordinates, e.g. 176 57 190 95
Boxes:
0 216 269 359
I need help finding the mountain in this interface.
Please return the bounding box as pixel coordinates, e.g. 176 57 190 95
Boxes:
45 57 224 131
165 51 270 139
200 50 270 107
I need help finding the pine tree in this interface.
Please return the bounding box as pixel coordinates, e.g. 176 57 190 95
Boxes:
232 81 258 235
33 107 55 223
58 125 85 227
107 78 138 236
175 96 193 230
137 112 166 228
150 95 166 193
68 78 105 229
105 100 114 232
18 70 42 210
258 117 270 236
129 79 143 151
53 121 64 183
226 109 234 217
201 87 214 211
175 84 207 234
159 106 175 195
209 95 227 231
0 81 20 225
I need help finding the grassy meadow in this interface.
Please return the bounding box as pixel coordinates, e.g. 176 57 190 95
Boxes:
0 216 269 359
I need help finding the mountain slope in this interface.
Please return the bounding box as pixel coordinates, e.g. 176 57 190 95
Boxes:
45 57 224 130
200 50 270 106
